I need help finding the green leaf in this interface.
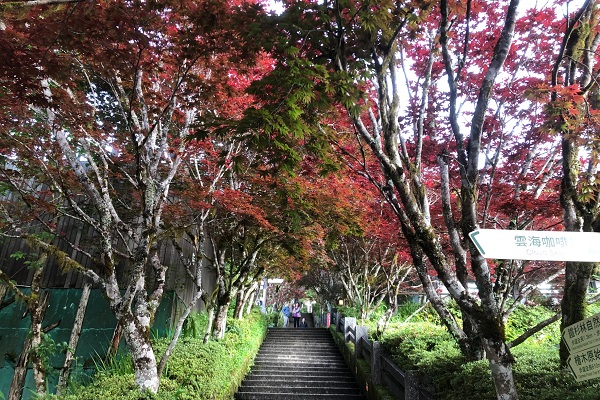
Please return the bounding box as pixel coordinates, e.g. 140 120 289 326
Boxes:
9 251 26 260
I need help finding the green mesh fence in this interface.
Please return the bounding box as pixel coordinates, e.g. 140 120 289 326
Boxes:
0 288 175 399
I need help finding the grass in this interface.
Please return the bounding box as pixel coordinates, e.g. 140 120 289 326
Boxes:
43 308 268 400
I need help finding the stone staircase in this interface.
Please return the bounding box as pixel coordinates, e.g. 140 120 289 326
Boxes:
235 326 365 399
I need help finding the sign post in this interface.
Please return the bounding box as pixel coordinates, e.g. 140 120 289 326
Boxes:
468 229 600 262
561 313 600 354
562 313 600 382
469 228 600 382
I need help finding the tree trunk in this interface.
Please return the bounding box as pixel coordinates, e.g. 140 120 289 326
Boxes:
554 0 599 367
203 304 215 344
106 322 123 362
121 316 159 393
9 331 33 400
246 288 257 315
0 283 7 305
483 339 518 400
233 289 245 320
376 308 393 338
410 243 470 350
30 304 48 395
558 141 595 365
9 289 50 400
212 301 230 340
236 282 259 319
57 281 91 396
560 260 594 364
27 256 50 397
462 314 485 361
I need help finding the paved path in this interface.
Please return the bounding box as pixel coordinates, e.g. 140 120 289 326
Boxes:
235 326 365 399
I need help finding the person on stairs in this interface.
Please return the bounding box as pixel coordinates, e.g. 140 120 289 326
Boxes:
300 317 308 328
281 302 291 327
292 302 301 328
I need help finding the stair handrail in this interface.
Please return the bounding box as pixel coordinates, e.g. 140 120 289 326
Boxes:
329 308 435 400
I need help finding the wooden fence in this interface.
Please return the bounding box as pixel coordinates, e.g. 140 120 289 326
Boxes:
330 309 435 400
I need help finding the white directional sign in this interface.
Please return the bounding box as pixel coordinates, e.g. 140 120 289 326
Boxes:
468 229 600 262
567 345 600 382
562 313 600 354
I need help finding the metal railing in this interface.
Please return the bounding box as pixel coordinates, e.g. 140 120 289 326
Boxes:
330 309 435 400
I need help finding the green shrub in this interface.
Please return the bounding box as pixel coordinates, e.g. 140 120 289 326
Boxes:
393 301 442 324
92 351 134 375
41 372 156 400
505 304 558 342
337 304 359 318
380 322 461 370
56 309 268 400
181 312 209 339
511 344 600 400
378 314 600 400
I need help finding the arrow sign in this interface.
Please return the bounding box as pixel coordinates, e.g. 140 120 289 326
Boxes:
468 229 600 262
562 313 600 354
567 346 600 382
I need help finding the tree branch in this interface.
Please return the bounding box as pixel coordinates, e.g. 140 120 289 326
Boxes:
508 312 561 349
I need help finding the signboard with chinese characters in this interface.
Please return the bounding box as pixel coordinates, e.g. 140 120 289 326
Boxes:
561 312 600 381
567 345 600 382
562 313 600 354
468 229 600 262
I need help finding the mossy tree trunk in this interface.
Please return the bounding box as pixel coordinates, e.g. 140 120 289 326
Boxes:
212 300 231 340
551 0 600 366
8 259 50 400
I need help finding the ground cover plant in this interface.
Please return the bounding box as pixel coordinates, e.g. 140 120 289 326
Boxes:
46 309 267 400
340 302 600 400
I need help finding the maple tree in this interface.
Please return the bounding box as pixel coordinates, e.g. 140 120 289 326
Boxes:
318 171 416 322
203 174 279 340
1 1 598 398
183 137 331 340
544 0 600 365
0 0 266 393
241 1 583 399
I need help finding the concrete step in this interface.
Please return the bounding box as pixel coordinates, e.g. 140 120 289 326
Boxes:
252 361 347 369
254 360 345 366
259 343 337 349
241 376 357 384
240 380 359 389
235 325 365 400
250 366 352 375
254 353 344 361
262 333 334 340
245 371 355 379
237 385 361 394
259 344 337 349
265 328 329 335
235 393 365 400
258 345 338 350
